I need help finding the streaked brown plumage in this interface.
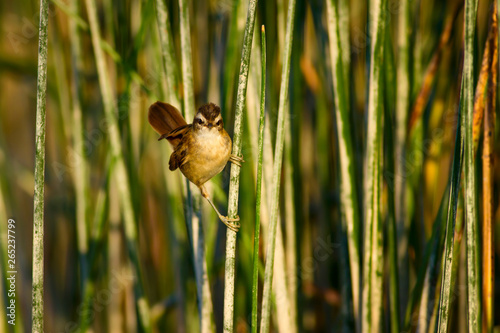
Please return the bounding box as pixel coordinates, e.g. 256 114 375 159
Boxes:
148 101 243 231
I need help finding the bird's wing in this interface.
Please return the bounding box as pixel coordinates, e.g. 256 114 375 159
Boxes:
168 136 190 171
164 124 192 147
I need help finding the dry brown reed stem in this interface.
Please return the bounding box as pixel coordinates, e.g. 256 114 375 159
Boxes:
473 4 498 153
482 4 497 332
408 4 461 134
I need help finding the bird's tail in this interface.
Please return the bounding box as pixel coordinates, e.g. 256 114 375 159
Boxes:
148 101 188 147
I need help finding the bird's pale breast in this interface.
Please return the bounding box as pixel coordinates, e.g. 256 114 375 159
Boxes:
180 128 232 186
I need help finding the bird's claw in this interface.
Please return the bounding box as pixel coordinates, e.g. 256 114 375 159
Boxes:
220 215 240 232
230 154 245 167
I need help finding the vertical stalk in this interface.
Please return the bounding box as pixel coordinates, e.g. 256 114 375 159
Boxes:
32 0 49 331
84 0 151 330
259 0 296 331
463 0 480 331
155 0 181 107
325 0 361 324
436 84 465 333
383 78 400 333
223 0 258 331
394 0 410 319
361 0 386 331
251 26 266 333
178 1 215 331
68 0 89 297
482 4 497 332
179 0 194 118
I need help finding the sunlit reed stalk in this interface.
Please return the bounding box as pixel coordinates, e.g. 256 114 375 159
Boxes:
482 4 497 332
32 0 49 331
84 0 151 330
361 0 386 331
463 1 480 331
251 25 266 333
246 22 294 333
223 0 258 331
325 0 361 323
178 0 215 331
259 0 296 331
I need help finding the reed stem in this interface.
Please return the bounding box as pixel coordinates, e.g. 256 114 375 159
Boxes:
32 0 49 331
223 0 258 331
251 25 266 333
259 0 296 331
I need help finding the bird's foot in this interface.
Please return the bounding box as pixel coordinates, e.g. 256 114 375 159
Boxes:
229 154 245 167
220 215 240 232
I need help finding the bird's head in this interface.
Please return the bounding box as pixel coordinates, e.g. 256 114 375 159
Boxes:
193 103 224 133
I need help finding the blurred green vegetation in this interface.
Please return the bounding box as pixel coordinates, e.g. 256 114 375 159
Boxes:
0 0 499 332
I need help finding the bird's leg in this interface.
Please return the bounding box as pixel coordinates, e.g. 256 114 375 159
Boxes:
229 154 245 167
199 185 240 232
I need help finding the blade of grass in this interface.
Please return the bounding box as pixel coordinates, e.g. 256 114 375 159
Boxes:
32 0 49 331
251 25 266 333
246 21 295 333
482 4 497 332
223 0 258 331
325 0 361 324
259 0 297 331
361 0 386 331
462 1 480 331
436 87 464 332
84 0 151 330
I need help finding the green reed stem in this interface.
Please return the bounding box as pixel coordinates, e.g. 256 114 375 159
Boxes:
436 85 464 333
251 25 266 333
463 0 480 330
361 0 386 331
223 0 258 332
32 0 49 331
325 0 361 323
259 0 296 331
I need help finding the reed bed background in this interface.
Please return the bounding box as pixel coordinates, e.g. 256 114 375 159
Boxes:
0 0 500 332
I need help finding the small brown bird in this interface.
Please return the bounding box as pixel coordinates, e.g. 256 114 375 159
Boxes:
148 101 243 232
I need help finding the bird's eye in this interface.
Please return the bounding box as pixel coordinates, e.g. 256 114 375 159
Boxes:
196 118 203 125
216 120 221 126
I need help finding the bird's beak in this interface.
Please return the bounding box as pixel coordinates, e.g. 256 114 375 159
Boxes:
207 124 213 129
